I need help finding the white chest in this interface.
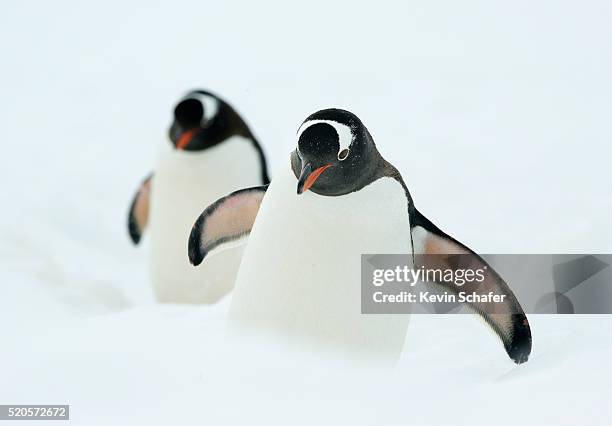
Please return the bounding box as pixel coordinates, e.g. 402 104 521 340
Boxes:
228 164 412 359
148 136 262 303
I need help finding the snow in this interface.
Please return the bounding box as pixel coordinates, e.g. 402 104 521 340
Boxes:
1 0 611 424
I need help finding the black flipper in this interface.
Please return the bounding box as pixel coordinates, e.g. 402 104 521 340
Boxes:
410 208 532 364
127 173 153 245
188 185 268 266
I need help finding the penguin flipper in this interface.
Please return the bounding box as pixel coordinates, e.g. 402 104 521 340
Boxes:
188 185 268 266
127 173 153 245
410 208 532 364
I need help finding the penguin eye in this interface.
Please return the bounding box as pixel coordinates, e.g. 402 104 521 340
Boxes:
338 148 349 161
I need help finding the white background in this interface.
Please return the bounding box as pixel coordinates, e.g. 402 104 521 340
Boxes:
1 1 611 425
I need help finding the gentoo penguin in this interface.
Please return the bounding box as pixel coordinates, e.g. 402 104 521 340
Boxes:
187 108 532 363
128 89 269 303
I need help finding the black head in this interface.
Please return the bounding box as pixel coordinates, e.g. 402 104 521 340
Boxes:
291 108 385 196
168 89 251 151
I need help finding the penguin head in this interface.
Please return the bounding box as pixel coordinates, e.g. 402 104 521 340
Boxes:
291 108 381 196
168 89 248 151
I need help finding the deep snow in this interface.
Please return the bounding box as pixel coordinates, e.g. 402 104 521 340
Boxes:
1 0 611 424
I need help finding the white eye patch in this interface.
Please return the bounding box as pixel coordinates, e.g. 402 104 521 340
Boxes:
185 92 220 125
297 119 354 156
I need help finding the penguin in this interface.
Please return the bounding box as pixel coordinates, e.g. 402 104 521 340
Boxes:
186 108 532 363
128 89 269 303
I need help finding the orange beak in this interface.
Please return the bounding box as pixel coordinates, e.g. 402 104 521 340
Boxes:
176 128 198 150
297 163 332 194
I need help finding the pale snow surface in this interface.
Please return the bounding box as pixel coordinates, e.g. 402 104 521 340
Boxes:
1 0 612 425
